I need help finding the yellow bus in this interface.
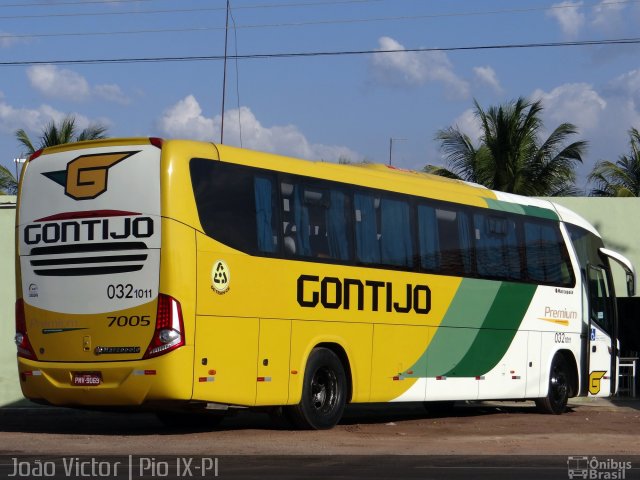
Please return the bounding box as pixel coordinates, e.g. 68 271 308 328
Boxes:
15 138 635 429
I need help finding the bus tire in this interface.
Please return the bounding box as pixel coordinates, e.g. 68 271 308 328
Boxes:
286 347 347 430
536 353 570 415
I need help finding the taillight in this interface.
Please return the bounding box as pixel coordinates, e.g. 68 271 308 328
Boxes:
15 299 37 360
27 149 44 162
144 294 185 359
149 137 163 149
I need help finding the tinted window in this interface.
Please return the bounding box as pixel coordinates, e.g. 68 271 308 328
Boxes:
435 207 473 276
190 158 575 288
190 159 278 254
281 180 352 261
474 213 521 280
525 221 573 286
354 193 413 268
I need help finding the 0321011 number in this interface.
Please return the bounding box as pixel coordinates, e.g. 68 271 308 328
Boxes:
107 284 153 300
108 315 151 327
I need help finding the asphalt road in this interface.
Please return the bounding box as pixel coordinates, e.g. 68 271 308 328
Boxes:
1 397 639 479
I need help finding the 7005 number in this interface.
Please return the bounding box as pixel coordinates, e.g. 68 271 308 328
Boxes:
108 315 151 327
107 284 153 300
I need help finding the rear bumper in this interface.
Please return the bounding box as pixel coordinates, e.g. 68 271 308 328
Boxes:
17 346 194 407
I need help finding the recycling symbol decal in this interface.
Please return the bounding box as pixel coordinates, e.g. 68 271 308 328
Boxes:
211 260 231 294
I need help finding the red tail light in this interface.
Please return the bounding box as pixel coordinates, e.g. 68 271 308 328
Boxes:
149 137 164 149
15 299 37 360
27 149 44 162
144 294 185 359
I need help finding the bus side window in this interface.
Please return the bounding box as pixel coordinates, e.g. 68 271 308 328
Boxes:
280 181 353 261
324 189 352 261
190 159 260 254
588 266 612 333
304 188 330 258
436 207 472 276
524 221 572 285
379 196 413 267
280 182 302 256
417 204 440 271
254 176 278 254
354 192 381 264
474 213 521 280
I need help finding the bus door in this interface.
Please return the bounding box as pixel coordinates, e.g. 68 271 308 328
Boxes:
586 265 615 397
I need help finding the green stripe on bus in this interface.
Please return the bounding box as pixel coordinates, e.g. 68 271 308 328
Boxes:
417 279 501 377
405 278 501 377
485 198 558 221
522 205 559 221
485 198 526 215
442 282 537 377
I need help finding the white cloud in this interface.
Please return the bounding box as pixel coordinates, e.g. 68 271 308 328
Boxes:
93 84 131 105
0 92 94 142
607 69 640 100
370 36 470 99
157 94 215 140
591 0 626 32
27 65 91 101
547 1 586 38
452 108 483 143
532 83 606 132
473 66 503 94
158 95 363 162
26 65 131 104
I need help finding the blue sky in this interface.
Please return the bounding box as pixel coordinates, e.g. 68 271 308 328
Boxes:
2 0 640 191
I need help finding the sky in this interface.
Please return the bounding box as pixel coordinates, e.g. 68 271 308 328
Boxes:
2 0 640 192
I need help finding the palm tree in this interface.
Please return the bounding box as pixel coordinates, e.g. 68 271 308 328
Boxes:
15 116 108 155
588 128 640 197
0 165 17 195
427 98 587 196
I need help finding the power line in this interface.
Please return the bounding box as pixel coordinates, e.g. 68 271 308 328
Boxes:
0 0 385 18
2 0 637 38
2 37 639 67
0 0 158 7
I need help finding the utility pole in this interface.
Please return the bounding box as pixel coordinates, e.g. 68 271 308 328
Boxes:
389 137 407 166
13 157 26 182
220 0 230 144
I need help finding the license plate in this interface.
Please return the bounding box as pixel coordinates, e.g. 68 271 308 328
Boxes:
72 372 102 386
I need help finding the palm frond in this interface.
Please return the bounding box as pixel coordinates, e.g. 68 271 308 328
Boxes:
0 165 18 195
15 129 35 155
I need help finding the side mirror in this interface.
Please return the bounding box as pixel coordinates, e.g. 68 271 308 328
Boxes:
600 248 636 297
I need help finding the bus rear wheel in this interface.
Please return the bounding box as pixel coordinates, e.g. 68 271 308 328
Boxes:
536 353 571 415
286 347 347 430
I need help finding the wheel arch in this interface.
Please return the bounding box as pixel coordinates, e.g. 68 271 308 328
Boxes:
546 348 580 398
315 342 353 403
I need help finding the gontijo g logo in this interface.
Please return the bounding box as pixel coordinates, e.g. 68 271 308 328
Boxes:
42 151 139 200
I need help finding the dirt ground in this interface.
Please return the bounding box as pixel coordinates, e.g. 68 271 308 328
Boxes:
0 397 639 457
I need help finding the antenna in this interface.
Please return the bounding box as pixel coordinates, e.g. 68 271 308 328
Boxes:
220 0 230 144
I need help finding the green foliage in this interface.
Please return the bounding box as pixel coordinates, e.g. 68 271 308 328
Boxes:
430 98 587 196
15 116 108 155
588 128 640 197
0 165 17 195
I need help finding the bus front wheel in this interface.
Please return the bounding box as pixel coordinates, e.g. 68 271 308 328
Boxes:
286 347 347 430
536 353 571 415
